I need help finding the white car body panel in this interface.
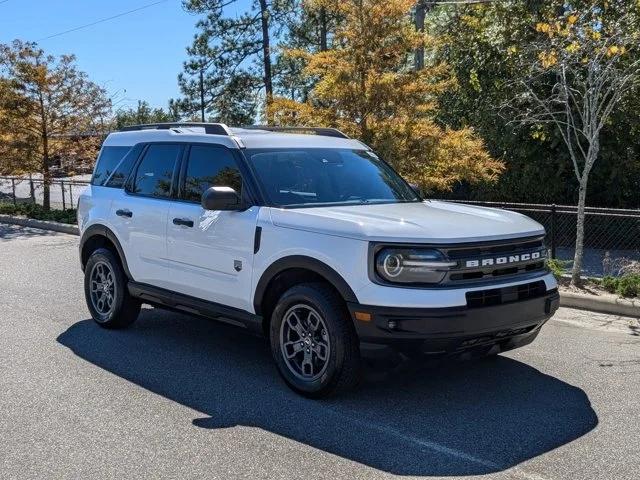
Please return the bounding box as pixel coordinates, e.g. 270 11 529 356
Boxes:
165 202 260 312
269 201 545 243
109 189 171 287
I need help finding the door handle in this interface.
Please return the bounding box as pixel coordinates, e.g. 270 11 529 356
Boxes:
116 209 133 218
173 217 194 228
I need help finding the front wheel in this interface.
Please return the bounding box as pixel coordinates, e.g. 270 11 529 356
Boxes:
84 248 140 329
270 283 362 398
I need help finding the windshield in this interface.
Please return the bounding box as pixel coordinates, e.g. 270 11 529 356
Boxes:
245 148 420 208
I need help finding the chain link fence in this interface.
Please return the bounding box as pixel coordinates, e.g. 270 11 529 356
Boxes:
1 175 638 277
446 200 640 277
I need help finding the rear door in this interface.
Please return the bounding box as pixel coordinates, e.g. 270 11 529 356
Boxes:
165 144 259 312
110 143 182 288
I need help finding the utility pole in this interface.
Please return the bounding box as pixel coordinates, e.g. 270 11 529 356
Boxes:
199 67 205 122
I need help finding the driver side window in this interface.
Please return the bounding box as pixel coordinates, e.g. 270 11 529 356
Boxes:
181 145 243 203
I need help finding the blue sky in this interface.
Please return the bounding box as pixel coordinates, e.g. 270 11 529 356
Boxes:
0 0 251 110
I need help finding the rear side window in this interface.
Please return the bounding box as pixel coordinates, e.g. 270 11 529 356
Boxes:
129 144 182 198
103 146 142 189
91 146 131 186
181 145 242 203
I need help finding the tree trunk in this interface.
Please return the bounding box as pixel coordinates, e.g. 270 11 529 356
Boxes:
42 137 51 211
259 0 273 118
320 7 328 51
37 79 50 211
571 176 589 286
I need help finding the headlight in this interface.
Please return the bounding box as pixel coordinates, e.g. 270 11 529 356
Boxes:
375 248 457 284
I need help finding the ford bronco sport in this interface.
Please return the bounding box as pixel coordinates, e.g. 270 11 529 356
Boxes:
78 123 559 397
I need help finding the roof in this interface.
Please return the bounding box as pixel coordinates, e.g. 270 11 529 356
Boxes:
103 124 367 150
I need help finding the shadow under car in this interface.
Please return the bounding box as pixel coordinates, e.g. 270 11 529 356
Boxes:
57 308 598 477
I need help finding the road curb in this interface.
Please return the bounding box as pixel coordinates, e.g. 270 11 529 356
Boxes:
0 215 79 236
560 289 640 318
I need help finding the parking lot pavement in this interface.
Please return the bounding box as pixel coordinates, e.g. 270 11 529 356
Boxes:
1 224 639 480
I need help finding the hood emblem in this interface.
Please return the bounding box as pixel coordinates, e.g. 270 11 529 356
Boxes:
234 260 242 272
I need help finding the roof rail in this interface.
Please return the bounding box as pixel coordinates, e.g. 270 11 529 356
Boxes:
243 125 350 139
120 122 231 136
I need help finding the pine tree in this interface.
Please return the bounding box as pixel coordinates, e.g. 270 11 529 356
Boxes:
273 3 338 101
114 100 181 129
178 0 294 124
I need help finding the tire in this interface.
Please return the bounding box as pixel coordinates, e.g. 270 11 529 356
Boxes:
84 248 140 329
269 283 362 398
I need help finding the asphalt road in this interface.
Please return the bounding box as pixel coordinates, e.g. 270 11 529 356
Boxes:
1 223 638 480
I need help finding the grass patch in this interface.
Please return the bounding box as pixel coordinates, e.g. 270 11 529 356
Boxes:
0 202 77 225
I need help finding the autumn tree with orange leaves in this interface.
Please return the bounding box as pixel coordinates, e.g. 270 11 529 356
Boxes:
268 0 504 193
0 40 111 210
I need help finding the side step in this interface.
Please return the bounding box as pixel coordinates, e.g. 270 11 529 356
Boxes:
128 282 263 335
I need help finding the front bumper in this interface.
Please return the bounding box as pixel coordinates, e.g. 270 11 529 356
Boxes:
348 288 559 354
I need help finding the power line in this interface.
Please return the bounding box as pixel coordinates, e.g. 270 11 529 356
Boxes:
36 0 169 42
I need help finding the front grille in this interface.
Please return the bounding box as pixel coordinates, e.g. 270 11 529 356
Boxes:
442 236 547 284
446 238 543 259
466 280 547 308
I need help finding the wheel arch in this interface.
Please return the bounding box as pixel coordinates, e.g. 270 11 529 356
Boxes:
80 224 132 280
253 255 358 320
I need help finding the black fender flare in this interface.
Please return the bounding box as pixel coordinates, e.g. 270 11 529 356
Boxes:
79 224 133 280
253 255 358 315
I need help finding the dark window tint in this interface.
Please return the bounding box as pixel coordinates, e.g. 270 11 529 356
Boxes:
104 145 141 188
130 144 181 198
246 148 419 207
91 146 131 186
182 145 242 203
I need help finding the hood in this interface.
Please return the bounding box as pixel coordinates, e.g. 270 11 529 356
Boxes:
269 201 545 244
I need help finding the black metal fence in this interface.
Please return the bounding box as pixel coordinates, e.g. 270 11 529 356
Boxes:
445 200 640 277
0 176 90 210
1 175 639 276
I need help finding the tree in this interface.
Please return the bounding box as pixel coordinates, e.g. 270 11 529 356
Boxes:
0 40 111 209
178 0 294 123
429 1 640 209
273 3 338 101
114 100 181 130
269 0 504 192
508 2 640 285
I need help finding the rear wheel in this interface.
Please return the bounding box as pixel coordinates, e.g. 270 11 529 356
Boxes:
270 283 362 398
84 248 140 329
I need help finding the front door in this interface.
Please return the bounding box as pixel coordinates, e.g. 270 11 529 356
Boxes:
165 144 259 312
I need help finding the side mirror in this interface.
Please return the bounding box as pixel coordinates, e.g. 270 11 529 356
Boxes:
201 186 242 211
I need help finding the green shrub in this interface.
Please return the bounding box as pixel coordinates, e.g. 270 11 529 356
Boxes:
546 258 569 280
601 276 619 293
616 274 640 298
0 201 77 224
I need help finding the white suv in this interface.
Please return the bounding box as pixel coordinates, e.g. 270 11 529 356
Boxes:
78 123 559 397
